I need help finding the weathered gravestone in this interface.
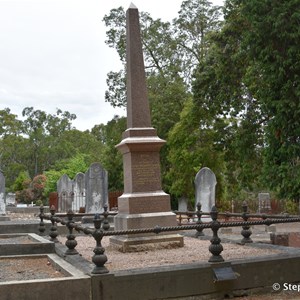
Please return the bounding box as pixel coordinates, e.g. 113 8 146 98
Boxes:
57 174 73 212
110 3 183 251
258 192 271 213
85 163 108 213
195 167 217 222
0 172 6 215
5 193 16 206
178 197 188 212
72 172 86 212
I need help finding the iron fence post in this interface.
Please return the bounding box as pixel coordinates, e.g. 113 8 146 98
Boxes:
102 204 110 231
241 201 253 244
208 206 224 263
49 205 59 243
195 202 204 237
38 205 46 236
65 210 78 255
92 213 109 274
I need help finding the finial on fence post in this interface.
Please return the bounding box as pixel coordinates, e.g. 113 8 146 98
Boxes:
92 213 109 274
39 205 46 236
208 206 224 263
65 210 78 255
241 201 253 244
102 204 110 231
49 205 58 243
195 202 204 237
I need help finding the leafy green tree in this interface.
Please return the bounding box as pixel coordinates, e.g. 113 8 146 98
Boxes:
191 0 300 204
166 98 226 207
43 153 90 197
0 108 22 137
191 0 266 202
91 116 126 191
173 0 223 80
21 107 77 177
12 171 31 192
235 0 300 200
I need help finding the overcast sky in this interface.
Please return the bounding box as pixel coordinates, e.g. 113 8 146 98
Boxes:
0 0 223 131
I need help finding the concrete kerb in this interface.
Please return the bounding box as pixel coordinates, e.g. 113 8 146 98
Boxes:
0 233 55 255
0 254 91 300
91 242 300 300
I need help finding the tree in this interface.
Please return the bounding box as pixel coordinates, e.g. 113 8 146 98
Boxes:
21 107 77 177
12 171 31 192
43 153 91 197
0 108 22 137
173 0 223 80
235 0 300 200
91 116 126 191
166 98 226 207
191 0 266 201
191 0 300 203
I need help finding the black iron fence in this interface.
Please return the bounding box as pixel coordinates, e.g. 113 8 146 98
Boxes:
38 202 300 275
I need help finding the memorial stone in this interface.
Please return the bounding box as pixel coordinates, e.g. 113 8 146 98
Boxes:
178 197 188 212
85 163 108 213
0 172 6 215
195 167 217 222
258 192 271 213
5 193 16 206
110 3 183 251
72 172 86 212
57 174 73 212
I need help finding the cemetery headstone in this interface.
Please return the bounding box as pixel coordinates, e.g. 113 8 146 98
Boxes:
178 197 188 212
0 172 6 215
258 192 271 213
85 163 108 213
110 4 183 251
57 174 73 212
195 167 217 222
73 172 86 212
5 193 16 206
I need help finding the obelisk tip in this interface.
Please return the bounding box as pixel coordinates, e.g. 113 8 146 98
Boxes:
129 2 137 9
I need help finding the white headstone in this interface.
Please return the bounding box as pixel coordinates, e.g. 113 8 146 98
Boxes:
258 192 271 213
5 193 16 206
57 174 73 212
72 172 86 212
85 163 108 213
178 197 188 212
0 172 5 215
195 167 216 222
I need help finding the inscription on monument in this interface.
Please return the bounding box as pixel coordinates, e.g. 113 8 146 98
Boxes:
131 153 161 191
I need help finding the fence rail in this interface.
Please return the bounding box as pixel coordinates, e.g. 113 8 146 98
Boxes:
38 202 300 275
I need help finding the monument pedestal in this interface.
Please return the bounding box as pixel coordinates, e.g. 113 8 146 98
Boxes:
110 233 183 253
110 192 184 251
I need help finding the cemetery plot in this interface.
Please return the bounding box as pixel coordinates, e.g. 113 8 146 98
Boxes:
0 255 67 282
0 233 55 255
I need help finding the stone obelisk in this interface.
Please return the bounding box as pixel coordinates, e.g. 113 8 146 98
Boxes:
110 3 183 251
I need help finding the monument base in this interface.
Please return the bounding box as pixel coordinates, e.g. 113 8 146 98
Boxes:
110 234 184 252
110 212 184 252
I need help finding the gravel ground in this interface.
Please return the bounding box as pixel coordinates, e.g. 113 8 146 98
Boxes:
59 234 281 272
